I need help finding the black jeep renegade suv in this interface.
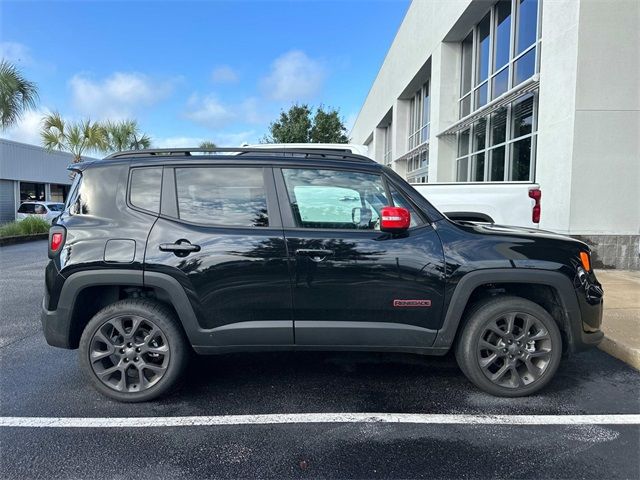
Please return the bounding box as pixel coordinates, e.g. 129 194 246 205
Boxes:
42 147 604 402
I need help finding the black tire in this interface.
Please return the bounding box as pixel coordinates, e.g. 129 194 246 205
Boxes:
455 296 562 397
79 299 188 402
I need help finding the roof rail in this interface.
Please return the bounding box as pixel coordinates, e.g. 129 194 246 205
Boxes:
105 146 374 163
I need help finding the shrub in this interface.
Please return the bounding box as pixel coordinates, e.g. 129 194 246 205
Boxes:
0 217 50 238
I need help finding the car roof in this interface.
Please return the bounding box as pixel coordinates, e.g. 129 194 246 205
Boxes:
71 146 379 172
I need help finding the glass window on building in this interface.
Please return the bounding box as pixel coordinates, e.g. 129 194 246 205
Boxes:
406 81 431 183
383 124 393 166
49 184 70 203
455 0 540 182
455 93 537 182
20 182 45 201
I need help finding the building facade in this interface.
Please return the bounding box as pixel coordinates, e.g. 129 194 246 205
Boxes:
351 0 639 269
0 139 98 223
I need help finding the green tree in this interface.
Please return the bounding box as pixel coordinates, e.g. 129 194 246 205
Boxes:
104 119 151 152
262 104 313 143
41 112 108 163
199 141 217 152
262 104 349 144
310 105 349 143
0 59 39 130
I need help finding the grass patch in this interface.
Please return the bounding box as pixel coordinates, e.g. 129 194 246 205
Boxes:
0 217 50 238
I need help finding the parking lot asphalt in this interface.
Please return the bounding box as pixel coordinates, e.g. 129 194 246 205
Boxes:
1 240 639 479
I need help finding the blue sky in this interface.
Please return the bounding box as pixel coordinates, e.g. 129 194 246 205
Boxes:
1 0 410 148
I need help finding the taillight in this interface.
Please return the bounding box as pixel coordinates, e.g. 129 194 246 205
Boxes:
529 188 541 224
48 227 66 258
51 233 63 251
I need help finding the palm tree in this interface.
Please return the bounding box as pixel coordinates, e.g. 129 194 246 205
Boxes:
41 112 108 163
104 119 151 153
0 59 39 130
199 141 217 152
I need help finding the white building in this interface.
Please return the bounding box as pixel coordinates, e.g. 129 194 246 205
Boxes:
351 0 639 269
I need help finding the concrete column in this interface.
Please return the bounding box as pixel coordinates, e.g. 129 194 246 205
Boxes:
430 41 460 182
535 0 581 234
373 127 386 164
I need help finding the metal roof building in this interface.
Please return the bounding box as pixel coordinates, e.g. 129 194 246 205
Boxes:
0 139 99 223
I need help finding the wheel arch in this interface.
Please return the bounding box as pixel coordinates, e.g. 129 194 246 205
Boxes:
433 269 581 352
54 270 200 349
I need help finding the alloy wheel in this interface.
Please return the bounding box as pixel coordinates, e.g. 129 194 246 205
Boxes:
88 315 171 393
476 311 553 389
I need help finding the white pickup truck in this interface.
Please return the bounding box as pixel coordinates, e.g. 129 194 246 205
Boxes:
412 182 541 228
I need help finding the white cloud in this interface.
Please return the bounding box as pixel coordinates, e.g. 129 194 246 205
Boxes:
0 42 33 65
261 50 326 102
69 72 173 120
184 94 268 130
183 93 236 128
211 65 239 83
1 108 50 145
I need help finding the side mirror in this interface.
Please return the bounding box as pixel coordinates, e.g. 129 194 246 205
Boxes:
380 206 410 233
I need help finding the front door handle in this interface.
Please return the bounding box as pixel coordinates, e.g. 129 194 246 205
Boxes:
159 240 201 257
295 249 334 262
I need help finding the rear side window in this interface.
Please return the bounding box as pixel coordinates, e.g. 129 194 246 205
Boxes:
175 167 268 227
130 167 162 213
18 203 35 213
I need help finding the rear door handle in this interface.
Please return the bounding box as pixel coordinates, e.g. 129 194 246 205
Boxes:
159 240 201 257
295 249 334 262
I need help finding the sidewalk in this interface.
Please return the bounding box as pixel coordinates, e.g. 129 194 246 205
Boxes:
596 270 640 370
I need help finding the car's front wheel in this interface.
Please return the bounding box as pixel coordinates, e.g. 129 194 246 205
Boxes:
455 296 562 397
79 299 188 402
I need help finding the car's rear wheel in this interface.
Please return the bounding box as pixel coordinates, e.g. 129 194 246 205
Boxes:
455 296 562 397
79 299 188 402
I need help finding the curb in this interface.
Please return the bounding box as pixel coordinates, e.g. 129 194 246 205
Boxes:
0 233 48 247
598 336 640 371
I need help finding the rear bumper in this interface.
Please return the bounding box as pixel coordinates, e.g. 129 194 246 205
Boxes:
41 295 74 349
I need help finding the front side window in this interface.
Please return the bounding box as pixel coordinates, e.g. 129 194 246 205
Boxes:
175 167 268 227
389 185 423 228
47 203 65 212
130 167 162 213
283 169 390 230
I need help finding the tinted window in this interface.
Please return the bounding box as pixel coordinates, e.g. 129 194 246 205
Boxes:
130 167 162 212
47 203 65 212
34 204 46 214
175 167 268 227
17 203 35 213
283 169 389 230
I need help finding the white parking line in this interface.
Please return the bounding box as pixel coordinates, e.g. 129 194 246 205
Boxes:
1 413 639 428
